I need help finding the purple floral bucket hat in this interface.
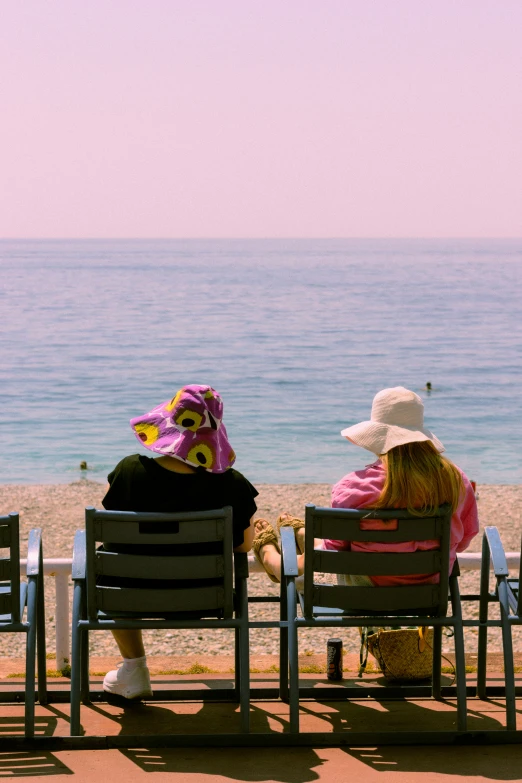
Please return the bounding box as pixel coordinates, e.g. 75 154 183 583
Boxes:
130 385 236 473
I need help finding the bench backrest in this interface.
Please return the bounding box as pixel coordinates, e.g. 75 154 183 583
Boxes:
84 506 234 622
0 513 21 623
303 503 452 618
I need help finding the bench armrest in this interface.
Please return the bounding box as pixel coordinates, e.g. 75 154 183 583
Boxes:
485 526 509 577
72 530 86 580
26 528 43 577
281 526 299 577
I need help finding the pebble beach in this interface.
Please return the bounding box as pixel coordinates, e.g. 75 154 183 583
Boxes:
1 481 521 660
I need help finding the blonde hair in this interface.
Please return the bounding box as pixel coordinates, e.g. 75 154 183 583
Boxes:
373 440 464 516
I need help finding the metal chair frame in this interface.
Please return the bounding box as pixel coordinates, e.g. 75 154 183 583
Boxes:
477 526 522 730
70 506 250 735
3 513 522 746
0 513 47 736
281 503 469 734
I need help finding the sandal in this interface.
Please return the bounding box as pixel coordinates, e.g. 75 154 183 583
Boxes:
252 520 280 583
276 513 305 554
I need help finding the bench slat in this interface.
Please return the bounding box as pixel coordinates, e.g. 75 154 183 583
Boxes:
312 584 441 613
94 519 224 545
95 585 226 614
95 551 224 580
313 549 441 576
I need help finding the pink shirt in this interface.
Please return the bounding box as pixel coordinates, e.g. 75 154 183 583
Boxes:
323 460 479 587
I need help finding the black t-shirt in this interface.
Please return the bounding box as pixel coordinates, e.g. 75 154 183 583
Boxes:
102 453 258 552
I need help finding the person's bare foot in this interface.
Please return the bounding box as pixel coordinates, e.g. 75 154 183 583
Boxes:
278 512 306 554
253 518 281 581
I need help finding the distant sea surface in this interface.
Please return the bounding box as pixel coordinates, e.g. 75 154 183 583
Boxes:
1 238 521 486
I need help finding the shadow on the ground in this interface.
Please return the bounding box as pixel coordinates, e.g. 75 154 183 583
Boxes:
81 690 522 782
88 701 325 782
0 716 58 738
0 751 73 777
344 744 522 780
0 716 72 778
120 745 325 782
298 694 507 734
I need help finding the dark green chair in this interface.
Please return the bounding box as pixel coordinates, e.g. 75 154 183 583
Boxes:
70 506 250 736
0 513 47 737
477 526 521 730
281 503 468 734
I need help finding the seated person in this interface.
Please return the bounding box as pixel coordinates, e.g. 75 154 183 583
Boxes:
253 386 478 586
101 384 257 699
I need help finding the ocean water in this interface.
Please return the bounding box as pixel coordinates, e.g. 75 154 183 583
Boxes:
1 238 521 486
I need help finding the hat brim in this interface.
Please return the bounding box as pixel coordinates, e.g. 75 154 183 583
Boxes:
341 420 444 455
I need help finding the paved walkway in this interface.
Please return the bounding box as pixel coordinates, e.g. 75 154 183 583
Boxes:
2 660 522 781
3 743 522 782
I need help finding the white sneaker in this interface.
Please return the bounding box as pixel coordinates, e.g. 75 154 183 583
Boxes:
103 661 153 700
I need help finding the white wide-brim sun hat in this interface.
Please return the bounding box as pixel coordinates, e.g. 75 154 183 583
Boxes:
341 386 444 455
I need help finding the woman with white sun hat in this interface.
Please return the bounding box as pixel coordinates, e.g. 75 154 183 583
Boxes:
253 386 478 587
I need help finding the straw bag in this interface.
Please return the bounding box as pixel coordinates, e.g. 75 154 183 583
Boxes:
367 626 433 681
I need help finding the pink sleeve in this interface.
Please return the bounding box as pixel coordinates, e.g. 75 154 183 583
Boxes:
455 474 479 552
322 466 384 551
331 478 378 510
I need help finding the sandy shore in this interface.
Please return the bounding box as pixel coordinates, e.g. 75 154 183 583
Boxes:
1 481 521 659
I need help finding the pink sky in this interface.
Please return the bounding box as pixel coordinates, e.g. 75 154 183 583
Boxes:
1 0 521 238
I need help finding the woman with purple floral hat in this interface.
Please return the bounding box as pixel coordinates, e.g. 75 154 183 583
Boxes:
101 384 258 700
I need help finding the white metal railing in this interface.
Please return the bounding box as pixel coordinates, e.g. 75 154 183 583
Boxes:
19 558 71 670
20 552 522 671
